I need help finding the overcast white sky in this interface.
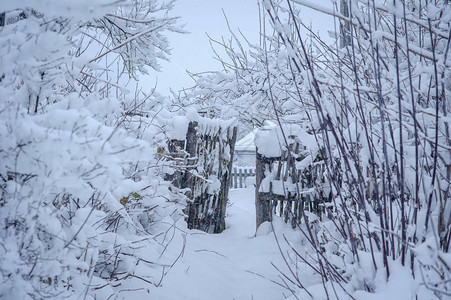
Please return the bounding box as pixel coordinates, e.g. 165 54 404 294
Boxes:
145 0 334 96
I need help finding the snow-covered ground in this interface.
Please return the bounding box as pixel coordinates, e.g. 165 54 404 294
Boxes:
142 186 445 300
146 187 317 300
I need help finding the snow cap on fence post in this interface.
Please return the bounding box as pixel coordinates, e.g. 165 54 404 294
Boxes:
254 123 282 158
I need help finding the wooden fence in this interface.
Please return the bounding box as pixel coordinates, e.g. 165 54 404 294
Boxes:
165 121 237 233
231 167 255 189
255 141 330 229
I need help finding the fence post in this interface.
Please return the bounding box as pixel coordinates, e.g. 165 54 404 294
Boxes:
216 126 237 233
255 148 272 230
244 169 248 186
238 169 243 188
185 121 199 229
0 12 5 27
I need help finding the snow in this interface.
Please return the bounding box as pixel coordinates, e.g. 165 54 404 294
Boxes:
158 109 236 141
116 187 443 300
254 125 282 157
206 175 221 195
254 121 318 159
123 186 318 300
165 115 191 140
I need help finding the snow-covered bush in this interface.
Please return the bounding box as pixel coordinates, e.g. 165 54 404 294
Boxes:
0 1 185 298
260 0 451 297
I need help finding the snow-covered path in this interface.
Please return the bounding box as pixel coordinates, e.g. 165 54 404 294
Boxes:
149 187 311 300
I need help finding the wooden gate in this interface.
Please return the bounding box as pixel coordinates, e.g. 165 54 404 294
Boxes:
166 120 237 233
255 139 330 229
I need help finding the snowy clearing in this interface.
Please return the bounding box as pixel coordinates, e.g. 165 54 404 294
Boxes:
145 187 316 300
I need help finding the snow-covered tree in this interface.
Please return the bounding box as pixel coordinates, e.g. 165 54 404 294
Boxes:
0 1 186 298
177 14 313 137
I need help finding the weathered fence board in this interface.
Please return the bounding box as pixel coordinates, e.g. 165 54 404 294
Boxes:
166 121 237 233
232 166 255 189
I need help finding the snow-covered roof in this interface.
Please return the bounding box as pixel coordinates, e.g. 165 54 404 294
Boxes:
235 129 257 152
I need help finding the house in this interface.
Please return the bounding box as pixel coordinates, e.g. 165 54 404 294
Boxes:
234 128 257 167
232 121 277 188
